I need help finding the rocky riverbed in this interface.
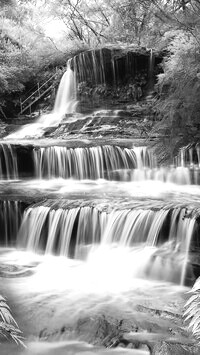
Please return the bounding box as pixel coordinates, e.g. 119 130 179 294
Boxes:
0 248 199 355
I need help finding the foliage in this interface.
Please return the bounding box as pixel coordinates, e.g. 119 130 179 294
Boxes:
184 277 200 341
154 33 200 157
0 0 86 118
1 0 200 126
0 295 24 346
46 0 161 47
151 0 200 158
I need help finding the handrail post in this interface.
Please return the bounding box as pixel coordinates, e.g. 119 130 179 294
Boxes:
19 71 57 116
37 83 40 98
20 98 22 114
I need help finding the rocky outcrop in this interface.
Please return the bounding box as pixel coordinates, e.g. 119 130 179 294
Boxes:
48 102 157 139
71 46 162 114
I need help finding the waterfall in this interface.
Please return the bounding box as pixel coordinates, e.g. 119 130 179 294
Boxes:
52 61 77 119
0 141 199 184
17 202 197 283
149 49 153 77
5 62 77 139
0 144 18 179
175 144 200 167
145 48 155 92
18 204 107 257
33 145 155 179
73 49 106 86
173 144 200 184
33 144 197 184
0 200 24 245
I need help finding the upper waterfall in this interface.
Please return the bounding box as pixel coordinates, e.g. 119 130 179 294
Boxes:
52 62 77 118
5 62 77 140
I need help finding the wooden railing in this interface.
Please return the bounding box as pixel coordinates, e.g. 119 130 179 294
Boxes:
19 72 58 116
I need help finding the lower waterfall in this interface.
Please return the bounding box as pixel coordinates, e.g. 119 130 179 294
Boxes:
15 201 197 285
0 144 18 179
0 200 24 245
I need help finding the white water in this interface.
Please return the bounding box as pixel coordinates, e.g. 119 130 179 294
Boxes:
0 51 196 353
2 246 184 354
0 143 18 179
0 176 198 286
34 145 155 179
175 144 200 167
16 198 195 285
1 141 199 184
5 63 77 139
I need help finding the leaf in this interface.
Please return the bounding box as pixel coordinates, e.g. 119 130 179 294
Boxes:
184 294 199 308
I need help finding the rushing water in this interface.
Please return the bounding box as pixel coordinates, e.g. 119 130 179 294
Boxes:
0 141 200 184
0 143 18 179
2 245 186 354
5 63 77 140
33 145 155 179
0 53 199 353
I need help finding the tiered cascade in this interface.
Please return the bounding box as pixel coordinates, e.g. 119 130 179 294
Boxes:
16 202 197 284
0 141 199 184
34 145 155 179
1 51 200 288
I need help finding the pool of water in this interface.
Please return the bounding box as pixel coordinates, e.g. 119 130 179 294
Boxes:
0 247 188 354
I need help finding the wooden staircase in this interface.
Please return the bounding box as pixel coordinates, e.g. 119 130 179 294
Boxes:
19 72 58 116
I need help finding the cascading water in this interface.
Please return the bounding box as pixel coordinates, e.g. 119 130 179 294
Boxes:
175 144 200 167
0 143 18 179
16 202 197 284
0 200 24 245
33 145 155 179
1 48 200 353
0 141 198 183
52 61 77 118
73 49 107 86
5 62 77 139
33 144 198 184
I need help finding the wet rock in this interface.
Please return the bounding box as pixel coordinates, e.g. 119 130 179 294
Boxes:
123 332 199 355
48 102 156 140
0 263 35 278
152 341 200 355
75 315 123 347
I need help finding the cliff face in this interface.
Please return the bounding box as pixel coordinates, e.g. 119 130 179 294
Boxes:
70 46 162 113
42 46 161 140
3 46 163 139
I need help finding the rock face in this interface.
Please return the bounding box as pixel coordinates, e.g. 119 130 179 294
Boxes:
3 46 162 139
70 46 162 114
43 46 162 140
48 103 156 139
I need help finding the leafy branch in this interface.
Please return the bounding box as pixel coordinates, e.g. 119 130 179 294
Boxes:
0 295 24 346
184 278 200 341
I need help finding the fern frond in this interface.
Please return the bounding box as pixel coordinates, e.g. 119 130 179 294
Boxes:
184 277 200 341
0 295 25 347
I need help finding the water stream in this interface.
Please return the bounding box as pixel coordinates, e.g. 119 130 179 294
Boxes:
0 54 199 353
6 62 77 140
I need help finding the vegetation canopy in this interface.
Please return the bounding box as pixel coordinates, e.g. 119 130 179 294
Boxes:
0 0 200 155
